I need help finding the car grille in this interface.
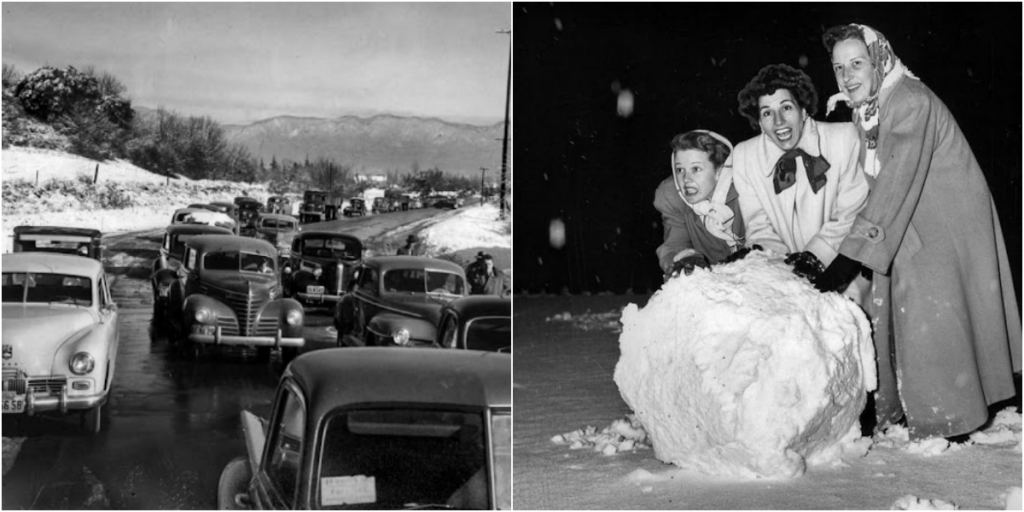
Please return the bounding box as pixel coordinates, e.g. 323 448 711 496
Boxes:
198 283 274 336
28 378 66 396
3 369 26 394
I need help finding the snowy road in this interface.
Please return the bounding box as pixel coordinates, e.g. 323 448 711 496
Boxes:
513 295 1022 510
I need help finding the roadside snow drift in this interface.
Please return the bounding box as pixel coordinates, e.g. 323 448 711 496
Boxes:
614 251 876 479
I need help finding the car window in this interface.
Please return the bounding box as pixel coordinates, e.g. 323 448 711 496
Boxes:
2 272 93 306
317 408 486 510
491 412 511 510
383 269 424 293
302 238 359 260
162 233 171 251
465 318 511 352
426 271 465 295
359 268 378 294
441 316 459 349
204 251 275 274
266 384 306 508
185 248 197 270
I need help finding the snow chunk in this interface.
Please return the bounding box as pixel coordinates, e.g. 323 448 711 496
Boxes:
614 252 876 479
891 495 959 510
551 415 652 455
972 407 1022 446
1001 487 1022 510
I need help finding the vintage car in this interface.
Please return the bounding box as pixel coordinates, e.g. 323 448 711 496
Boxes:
266 196 293 215
437 296 511 352
2 253 119 433
165 235 304 363
371 196 387 214
12 226 104 261
334 256 466 348
235 197 265 237
172 207 238 233
216 347 511 510
151 224 234 317
299 191 342 224
253 214 301 260
343 197 367 217
282 232 362 307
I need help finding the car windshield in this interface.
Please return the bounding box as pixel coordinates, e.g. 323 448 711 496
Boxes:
204 251 275 274
466 318 511 353
317 408 489 510
261 219 296 231
2 272 93 306
302 238 360 260
383 269 464 295
170 234 205 258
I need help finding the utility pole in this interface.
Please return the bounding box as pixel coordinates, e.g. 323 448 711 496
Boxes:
479 167 488 200
498 29 511 220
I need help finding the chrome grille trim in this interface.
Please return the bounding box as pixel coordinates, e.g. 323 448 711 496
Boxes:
28 378 67 396
197 282 272 336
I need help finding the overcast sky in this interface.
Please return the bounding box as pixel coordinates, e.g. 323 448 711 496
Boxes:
2 2 510 125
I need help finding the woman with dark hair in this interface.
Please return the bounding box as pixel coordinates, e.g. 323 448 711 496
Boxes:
821 24 1021 440
653 129 745 280
731 64 869 285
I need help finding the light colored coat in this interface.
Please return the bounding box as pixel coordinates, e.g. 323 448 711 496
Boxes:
839 76 1022 439
732 118 869 266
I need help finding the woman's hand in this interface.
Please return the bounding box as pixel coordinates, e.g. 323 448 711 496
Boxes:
813 254 862 293
664 253 709 281
785 251 825 281
719 244 764 265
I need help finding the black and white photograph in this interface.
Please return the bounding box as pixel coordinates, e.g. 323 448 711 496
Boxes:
2 3 511 509
513 2 1020 510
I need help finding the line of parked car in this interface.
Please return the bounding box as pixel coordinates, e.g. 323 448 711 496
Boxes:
3 206 511 508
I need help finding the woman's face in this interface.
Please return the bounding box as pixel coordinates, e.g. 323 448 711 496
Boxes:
831 38 875 105
757 89 806 151
673 149 720 203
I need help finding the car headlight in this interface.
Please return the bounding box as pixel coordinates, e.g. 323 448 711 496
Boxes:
313 268 323 278
70 352 95 375
392 328 411 346
286 309 302 326
195 308 213 323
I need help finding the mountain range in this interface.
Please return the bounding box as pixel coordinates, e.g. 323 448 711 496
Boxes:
221 114 507 178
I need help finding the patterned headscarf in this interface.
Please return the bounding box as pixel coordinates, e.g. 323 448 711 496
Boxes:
825 24 918 177
671 130 740 249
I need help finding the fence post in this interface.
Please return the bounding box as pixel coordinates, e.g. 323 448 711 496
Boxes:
94 164 99 184
35 170 39 187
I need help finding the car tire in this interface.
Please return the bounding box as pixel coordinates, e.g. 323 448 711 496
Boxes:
82 404 102 434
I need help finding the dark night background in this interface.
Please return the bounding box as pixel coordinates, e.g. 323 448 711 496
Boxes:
513 2 1021 306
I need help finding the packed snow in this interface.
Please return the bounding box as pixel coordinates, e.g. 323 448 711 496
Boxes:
545 308 622 332
550 415 651 455
418 202 510 253
614 251 876 479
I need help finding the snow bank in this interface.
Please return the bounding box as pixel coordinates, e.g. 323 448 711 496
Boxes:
614 251 876 479
419 203 510 252
1 145 184 184
891 495 959 510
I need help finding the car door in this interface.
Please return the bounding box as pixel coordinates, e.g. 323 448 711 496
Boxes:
97 272 119 392
253 380 307 510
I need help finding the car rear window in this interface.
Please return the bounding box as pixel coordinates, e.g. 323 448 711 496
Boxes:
465 318 511 353
302 238 360 260
317 408 487 510
2 272 93 306
382 269 464 295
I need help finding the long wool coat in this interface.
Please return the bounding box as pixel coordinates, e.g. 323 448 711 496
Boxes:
838 75 1022 439
732 118 869 267
653 178 745 270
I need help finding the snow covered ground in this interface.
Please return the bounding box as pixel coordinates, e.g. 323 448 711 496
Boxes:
514 294 1022 510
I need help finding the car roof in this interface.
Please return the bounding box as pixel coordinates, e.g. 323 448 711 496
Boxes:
366 256 465 274
13 226 102 238
165 224 234 236
2 252 104 277
185 234 276 255
288 348 510 417
444 296 511 318
174 207 207 215
257 213 299 222
296 231 361 242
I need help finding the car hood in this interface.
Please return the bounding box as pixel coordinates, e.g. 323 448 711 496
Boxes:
2 305 97 374
201 271 279 294
380 294 459 323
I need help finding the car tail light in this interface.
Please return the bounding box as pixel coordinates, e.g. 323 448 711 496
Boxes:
70 353 95 375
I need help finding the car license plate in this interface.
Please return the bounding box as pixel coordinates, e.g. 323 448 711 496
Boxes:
2 391 25 414
306 286 325 294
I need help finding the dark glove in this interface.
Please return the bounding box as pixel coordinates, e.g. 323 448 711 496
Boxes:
665 253 710 281
784 251 825 281
813 254 862 293
719 244 763 265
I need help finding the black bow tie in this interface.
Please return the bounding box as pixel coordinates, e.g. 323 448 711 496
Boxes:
773 148 830 195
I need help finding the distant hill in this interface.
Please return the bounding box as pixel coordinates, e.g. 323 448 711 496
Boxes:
222 115 506 178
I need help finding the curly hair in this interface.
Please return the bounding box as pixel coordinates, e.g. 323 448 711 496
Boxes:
736 64 818 130
669 131 731 170
822 24 866 54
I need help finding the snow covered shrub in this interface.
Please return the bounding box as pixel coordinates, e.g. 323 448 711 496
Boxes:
96 182 134 209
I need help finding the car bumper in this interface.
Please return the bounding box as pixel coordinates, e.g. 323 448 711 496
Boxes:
190 327 305 348
19 391 107 416
296 292 342 304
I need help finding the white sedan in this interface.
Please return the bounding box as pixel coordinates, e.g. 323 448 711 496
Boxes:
2 252 119 433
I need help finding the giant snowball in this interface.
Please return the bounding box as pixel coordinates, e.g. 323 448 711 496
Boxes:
614 251 876 479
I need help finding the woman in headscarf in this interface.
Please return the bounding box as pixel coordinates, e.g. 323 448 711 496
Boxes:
730 64 869 285
820 24 1021 440
653 130 745 280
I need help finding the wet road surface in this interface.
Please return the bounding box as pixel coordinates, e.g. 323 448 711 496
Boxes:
1 208 452 509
